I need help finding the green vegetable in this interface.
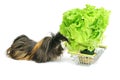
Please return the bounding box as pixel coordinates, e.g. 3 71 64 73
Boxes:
60 4 110 54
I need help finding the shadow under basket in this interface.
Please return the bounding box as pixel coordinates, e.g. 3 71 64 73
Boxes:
72 47 106 65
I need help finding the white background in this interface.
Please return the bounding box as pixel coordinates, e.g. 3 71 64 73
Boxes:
0 0 120 80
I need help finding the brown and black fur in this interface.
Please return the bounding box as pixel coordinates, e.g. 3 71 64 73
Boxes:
7 32 68 62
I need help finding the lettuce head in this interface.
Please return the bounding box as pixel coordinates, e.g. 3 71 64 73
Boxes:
60 4 110 54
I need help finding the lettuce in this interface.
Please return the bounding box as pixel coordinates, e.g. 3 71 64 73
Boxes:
60 4 110 54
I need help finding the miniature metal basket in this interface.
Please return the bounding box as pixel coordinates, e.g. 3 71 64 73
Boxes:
72 46 106 65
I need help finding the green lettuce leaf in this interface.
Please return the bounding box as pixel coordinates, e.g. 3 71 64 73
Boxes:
60 4 110 54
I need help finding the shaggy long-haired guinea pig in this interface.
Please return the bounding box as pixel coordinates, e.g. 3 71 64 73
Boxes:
7 32 68 63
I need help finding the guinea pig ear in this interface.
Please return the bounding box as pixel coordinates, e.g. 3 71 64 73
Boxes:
50 32 68 42
55 32 68 42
